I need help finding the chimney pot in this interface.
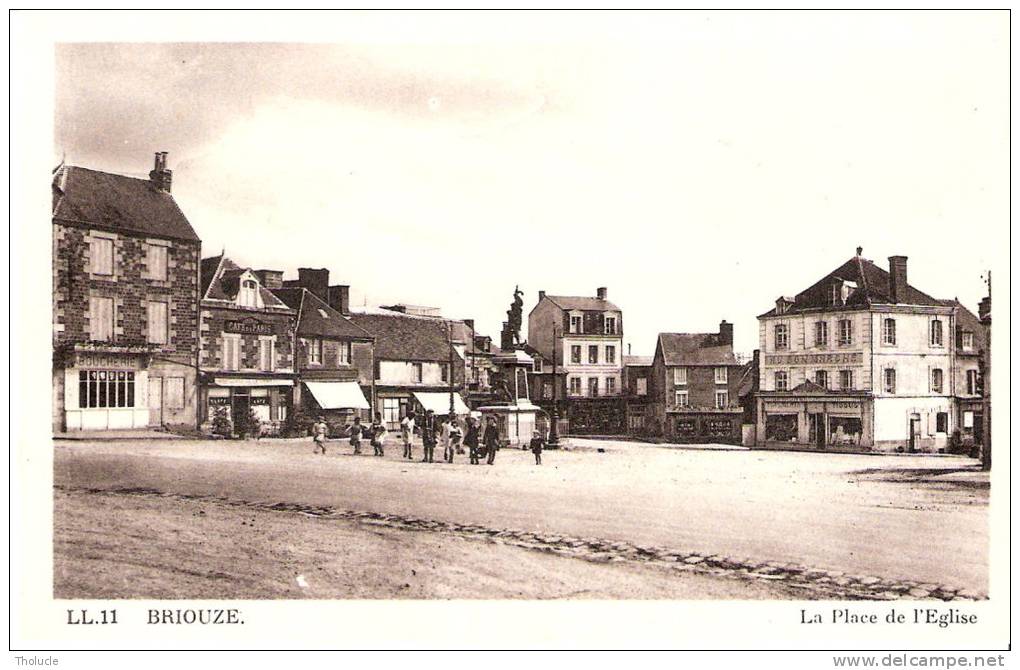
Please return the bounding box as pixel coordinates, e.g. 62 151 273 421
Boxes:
296 268 330 301
327 284 350 316
856 246 863 256
719 319 734 346
538 290 546 301
596 287 608 300
149 151 172 193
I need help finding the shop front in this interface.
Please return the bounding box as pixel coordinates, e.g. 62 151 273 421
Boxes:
756 390 874 450
668 410 743 444
202 376 294 436
56 347 154 431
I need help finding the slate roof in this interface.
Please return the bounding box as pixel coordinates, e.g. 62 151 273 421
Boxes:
657 333 738 367
938 298 987 353
759 256 945 317
542 295 622 312
623 355 653 367
348 309 456 362
200 254 292 310
52 165 200 242
271 288 374 341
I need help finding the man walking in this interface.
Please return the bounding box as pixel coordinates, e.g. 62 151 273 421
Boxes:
347 416 365 455
465 416 481 465
400 411 416 460
483 416 500 465
421 410 437 463
312 416 329 455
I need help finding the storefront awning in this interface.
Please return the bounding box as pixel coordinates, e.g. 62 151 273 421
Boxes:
305 381 370 410
213 377 294 387
413 391 470 415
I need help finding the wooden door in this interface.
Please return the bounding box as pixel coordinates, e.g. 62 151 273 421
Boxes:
148 377 163 426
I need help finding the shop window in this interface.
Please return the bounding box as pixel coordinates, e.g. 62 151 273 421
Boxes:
165 377 184 409
147 301 168 344
570 346 581 364
765 414 797 442
814 321 828 347
702 418 732 438
715 391 728 409
146 243 168 281
936 412 949 434
882 318 896 345
382 398 402 431
931 368 944 394
930 319 944 347
884 368 896 394
90 236 114 275
838 319 853 346
676 417 697 437
588 345 598 364
828 416 862 446
839 369 853 390
774 370 789 391
774 323 789 350
89 296 114 342
629 415 645 431
78 370 135 409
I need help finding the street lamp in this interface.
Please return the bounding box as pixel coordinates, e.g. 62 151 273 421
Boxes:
547 324 560 449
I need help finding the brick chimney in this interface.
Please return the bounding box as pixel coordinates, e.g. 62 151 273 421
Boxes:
888 256 908 303
719 320 733 346
596 287 608 300
254 269 283 289
296 268 329 301
327 284 350 316
538 290 546 301
149 151 172 193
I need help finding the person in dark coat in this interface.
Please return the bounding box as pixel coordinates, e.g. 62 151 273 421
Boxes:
529 430 545 465
483 416 500 465
464 416 481 465
420 410 437 463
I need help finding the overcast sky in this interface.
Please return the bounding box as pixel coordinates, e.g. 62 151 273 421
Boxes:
54 12 1007 355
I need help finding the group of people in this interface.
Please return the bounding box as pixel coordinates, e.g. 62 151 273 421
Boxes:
312 410 545 465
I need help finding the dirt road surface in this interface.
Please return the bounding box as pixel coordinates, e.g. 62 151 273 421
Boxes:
54 437 987 595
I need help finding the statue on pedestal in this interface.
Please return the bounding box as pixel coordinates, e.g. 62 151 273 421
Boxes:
501 285 525 351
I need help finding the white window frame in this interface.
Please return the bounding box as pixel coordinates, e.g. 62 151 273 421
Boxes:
239 279 259 308
883 368 897 394
774 370 788 391
714 367 728 384
337 340 351 366
673 367 688 385
221 334 241 371
931 368 944 394
569 377 582 396
882 318 897 346
839 369 853 390
306 338 323 366
146 300 169 345
145 241 170 281
570 345 582 364
604 316 617 335
258 336 276 372
605 377 616 395
774 323 789 350
966 369 978 395
675 390 689 407
605 345 616 365
715 390 728 409
962 331 974 351
89 234 115 276
412 362 424 383
588 377 599 397
569 314 583 334
930 319 944 347
814 321 828 347
838 319 853 346
588 345 598 365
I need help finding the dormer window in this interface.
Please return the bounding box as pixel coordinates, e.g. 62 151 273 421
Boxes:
830 280 857 306
569 314 583 334
239 279 259 307
831 283 842 307
776 297 791 314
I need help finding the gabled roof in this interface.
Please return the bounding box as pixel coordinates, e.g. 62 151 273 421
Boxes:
200 255 292 311
657 333 738 367
760 255 945 317
271 288 374 341
348 308 457 362
623 355 653 367
938 298 987 351
541 295 621 312
736 359 757 398
52 165 200 242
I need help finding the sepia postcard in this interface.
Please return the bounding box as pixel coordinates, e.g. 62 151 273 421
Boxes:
9 8 1011 657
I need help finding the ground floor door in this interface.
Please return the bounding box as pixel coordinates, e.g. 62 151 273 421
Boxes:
973 413 984 444
908 416 921 452
231 391 250 426
149 377 163 426
809 413 825 448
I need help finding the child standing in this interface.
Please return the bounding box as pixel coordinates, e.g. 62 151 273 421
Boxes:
529 430 545 465
400 412 416 460
371 412 387 457
348 416 365 455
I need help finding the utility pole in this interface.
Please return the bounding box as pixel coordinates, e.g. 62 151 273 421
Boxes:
979 272 991 471
449 321 456 417
548 324 560 449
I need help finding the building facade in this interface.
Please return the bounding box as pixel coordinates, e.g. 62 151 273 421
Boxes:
622 355 653 435
271 280 375 429
348 307 468 430
198 255 297 435
648 321 744 443
527 287 626 434
941 298 986 451
755 250 957 452
52 154 201 431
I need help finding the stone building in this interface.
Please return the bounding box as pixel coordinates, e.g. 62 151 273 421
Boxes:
271 279 375 428
52 153 201 431
940 298 986 451
647 321 744 443
198 254 297 434
755 249 957 452
622 354 653 435
527 287 626 434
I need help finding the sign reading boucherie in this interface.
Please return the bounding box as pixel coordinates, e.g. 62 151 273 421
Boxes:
763 352 863 366
225 318 273 335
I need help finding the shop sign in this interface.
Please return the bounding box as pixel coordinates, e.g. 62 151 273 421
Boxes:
763 352 862 366
250 397 270 406
225 318 274 335
208 397 230 406
75 352 144 369
830 401 862 409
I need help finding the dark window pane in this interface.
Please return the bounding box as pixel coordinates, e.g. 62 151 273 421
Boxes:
98 378 107 407
79 378 88 409
127 379 134 407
